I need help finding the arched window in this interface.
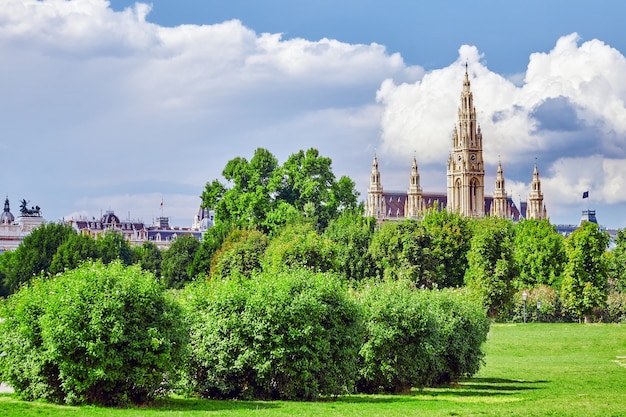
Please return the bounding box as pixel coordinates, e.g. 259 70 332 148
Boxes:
470 178 479 214
454 178 462 212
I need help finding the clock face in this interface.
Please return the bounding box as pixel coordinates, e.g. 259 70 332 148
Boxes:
470 154 476 161
457 154 462 161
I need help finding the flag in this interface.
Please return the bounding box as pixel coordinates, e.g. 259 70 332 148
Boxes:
582 191 589 199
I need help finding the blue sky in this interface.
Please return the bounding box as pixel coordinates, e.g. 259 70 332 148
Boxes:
2 0 626 228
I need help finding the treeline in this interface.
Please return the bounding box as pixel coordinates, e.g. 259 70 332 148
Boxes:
1 147 625 322
0 147 625 406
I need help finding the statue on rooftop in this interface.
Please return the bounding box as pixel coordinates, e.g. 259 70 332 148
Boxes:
19 199 41 216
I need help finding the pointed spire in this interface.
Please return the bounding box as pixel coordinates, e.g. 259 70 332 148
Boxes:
366 154 385 219
528 161 546 219
1 196 14 224
368 153 383 192
463 61 471 93
407 153 423 218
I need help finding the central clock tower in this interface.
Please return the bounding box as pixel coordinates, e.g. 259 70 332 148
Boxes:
446 64 485 217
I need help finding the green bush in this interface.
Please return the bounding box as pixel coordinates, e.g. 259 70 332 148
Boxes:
183 269 361 400
0 261 187 406
209 229 268 279
355 280 438 393
354 280 489 393
426 289 490 384
601 291 626 323
263 223 337 273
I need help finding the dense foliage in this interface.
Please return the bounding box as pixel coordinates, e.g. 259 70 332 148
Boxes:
513 219 565 288
2 145 626 408
354 280 489 393
209 229 268 279
561 222 610 322
0 261 187 406
263 222 337 273
323 211 378 280
183 270 362 400
464 217 518 318
200 148 360 233
161 234 200 289
1 223 74 294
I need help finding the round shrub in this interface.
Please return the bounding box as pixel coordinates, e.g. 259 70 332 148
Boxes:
183 269 361 400
0 261 187 406
425 289 490 384
354 279 440 393
354 280 489 393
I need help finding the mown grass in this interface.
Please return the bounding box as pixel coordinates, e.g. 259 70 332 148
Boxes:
1 323 625 416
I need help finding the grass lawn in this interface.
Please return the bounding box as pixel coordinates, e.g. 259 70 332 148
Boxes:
1 323 625 416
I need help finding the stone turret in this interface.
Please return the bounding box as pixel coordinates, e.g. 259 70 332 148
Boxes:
527 164 548 220
405 155 423 218
491 160 511 218
365 155 386 219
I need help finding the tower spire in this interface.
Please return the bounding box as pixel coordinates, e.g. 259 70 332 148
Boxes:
527 162 547 220
406 153 423 218
491 159 510 218
447 64 485 217
365 154 385 220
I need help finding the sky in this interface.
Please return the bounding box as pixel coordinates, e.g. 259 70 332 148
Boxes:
1 0 626 228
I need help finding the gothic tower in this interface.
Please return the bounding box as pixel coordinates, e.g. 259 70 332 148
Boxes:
447 64 485 217
527 163 548 220
365 154 385 219
490 160 510 218
405 155 423 218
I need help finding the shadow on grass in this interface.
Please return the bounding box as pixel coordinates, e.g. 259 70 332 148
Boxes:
152 396 279 412
334 378 548 404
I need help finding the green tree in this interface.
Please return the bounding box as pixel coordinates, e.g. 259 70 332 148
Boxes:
323 210 377 280
49 232 98 274
369 220 438 286
3 223 74 293
161 234 201 289
513 219 566 289
131 241 162 277
263 223 337 273
210 229 268 279
561 221 610 322
183 270 362 400
0 251 16 297
200 148 359 234
368 221 402 279
421 208 472 287
607 228 626 292
189 221 233 278
275 148 358 230
95 231 132 265
201 148 278 231
464 217 517 318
